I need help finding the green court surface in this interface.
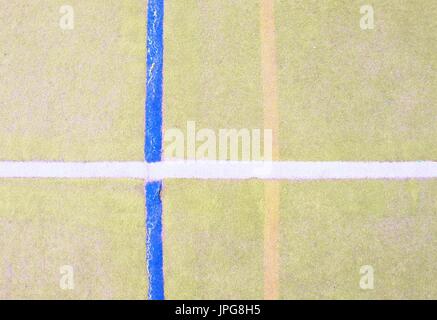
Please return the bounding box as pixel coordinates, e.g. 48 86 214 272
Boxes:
161 0 437 299
164 0 436 160
279 180 437 299
0 0 146 161
163 180 264 299
1 2 146 298
0 180 146 299
163 0 263 148
1 0 436 299
162 180 437 299
276 0 436 160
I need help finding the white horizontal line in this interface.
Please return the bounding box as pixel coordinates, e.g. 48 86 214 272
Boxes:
1 161 437 180
0 161 149 179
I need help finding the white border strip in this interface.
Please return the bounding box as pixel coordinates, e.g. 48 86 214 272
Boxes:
0 162 148 179
1 161 437 180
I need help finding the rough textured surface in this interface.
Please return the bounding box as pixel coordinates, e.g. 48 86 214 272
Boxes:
0 0 146 161
163 0 263 156
0 180 147 299
276 0 436 160
1 0 437 300
163 180 264 299
162 179 437 299
162 0 437 299
0 0 147 299
280 180 437 299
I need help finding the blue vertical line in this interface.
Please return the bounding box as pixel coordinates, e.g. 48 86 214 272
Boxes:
145 0 164 300
145 181 164 300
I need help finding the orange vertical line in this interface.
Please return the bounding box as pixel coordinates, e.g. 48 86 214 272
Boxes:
260 0 280 300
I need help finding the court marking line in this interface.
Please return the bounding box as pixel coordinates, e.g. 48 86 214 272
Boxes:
145 0 164 300
260 0 280 300
1 161 437 180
